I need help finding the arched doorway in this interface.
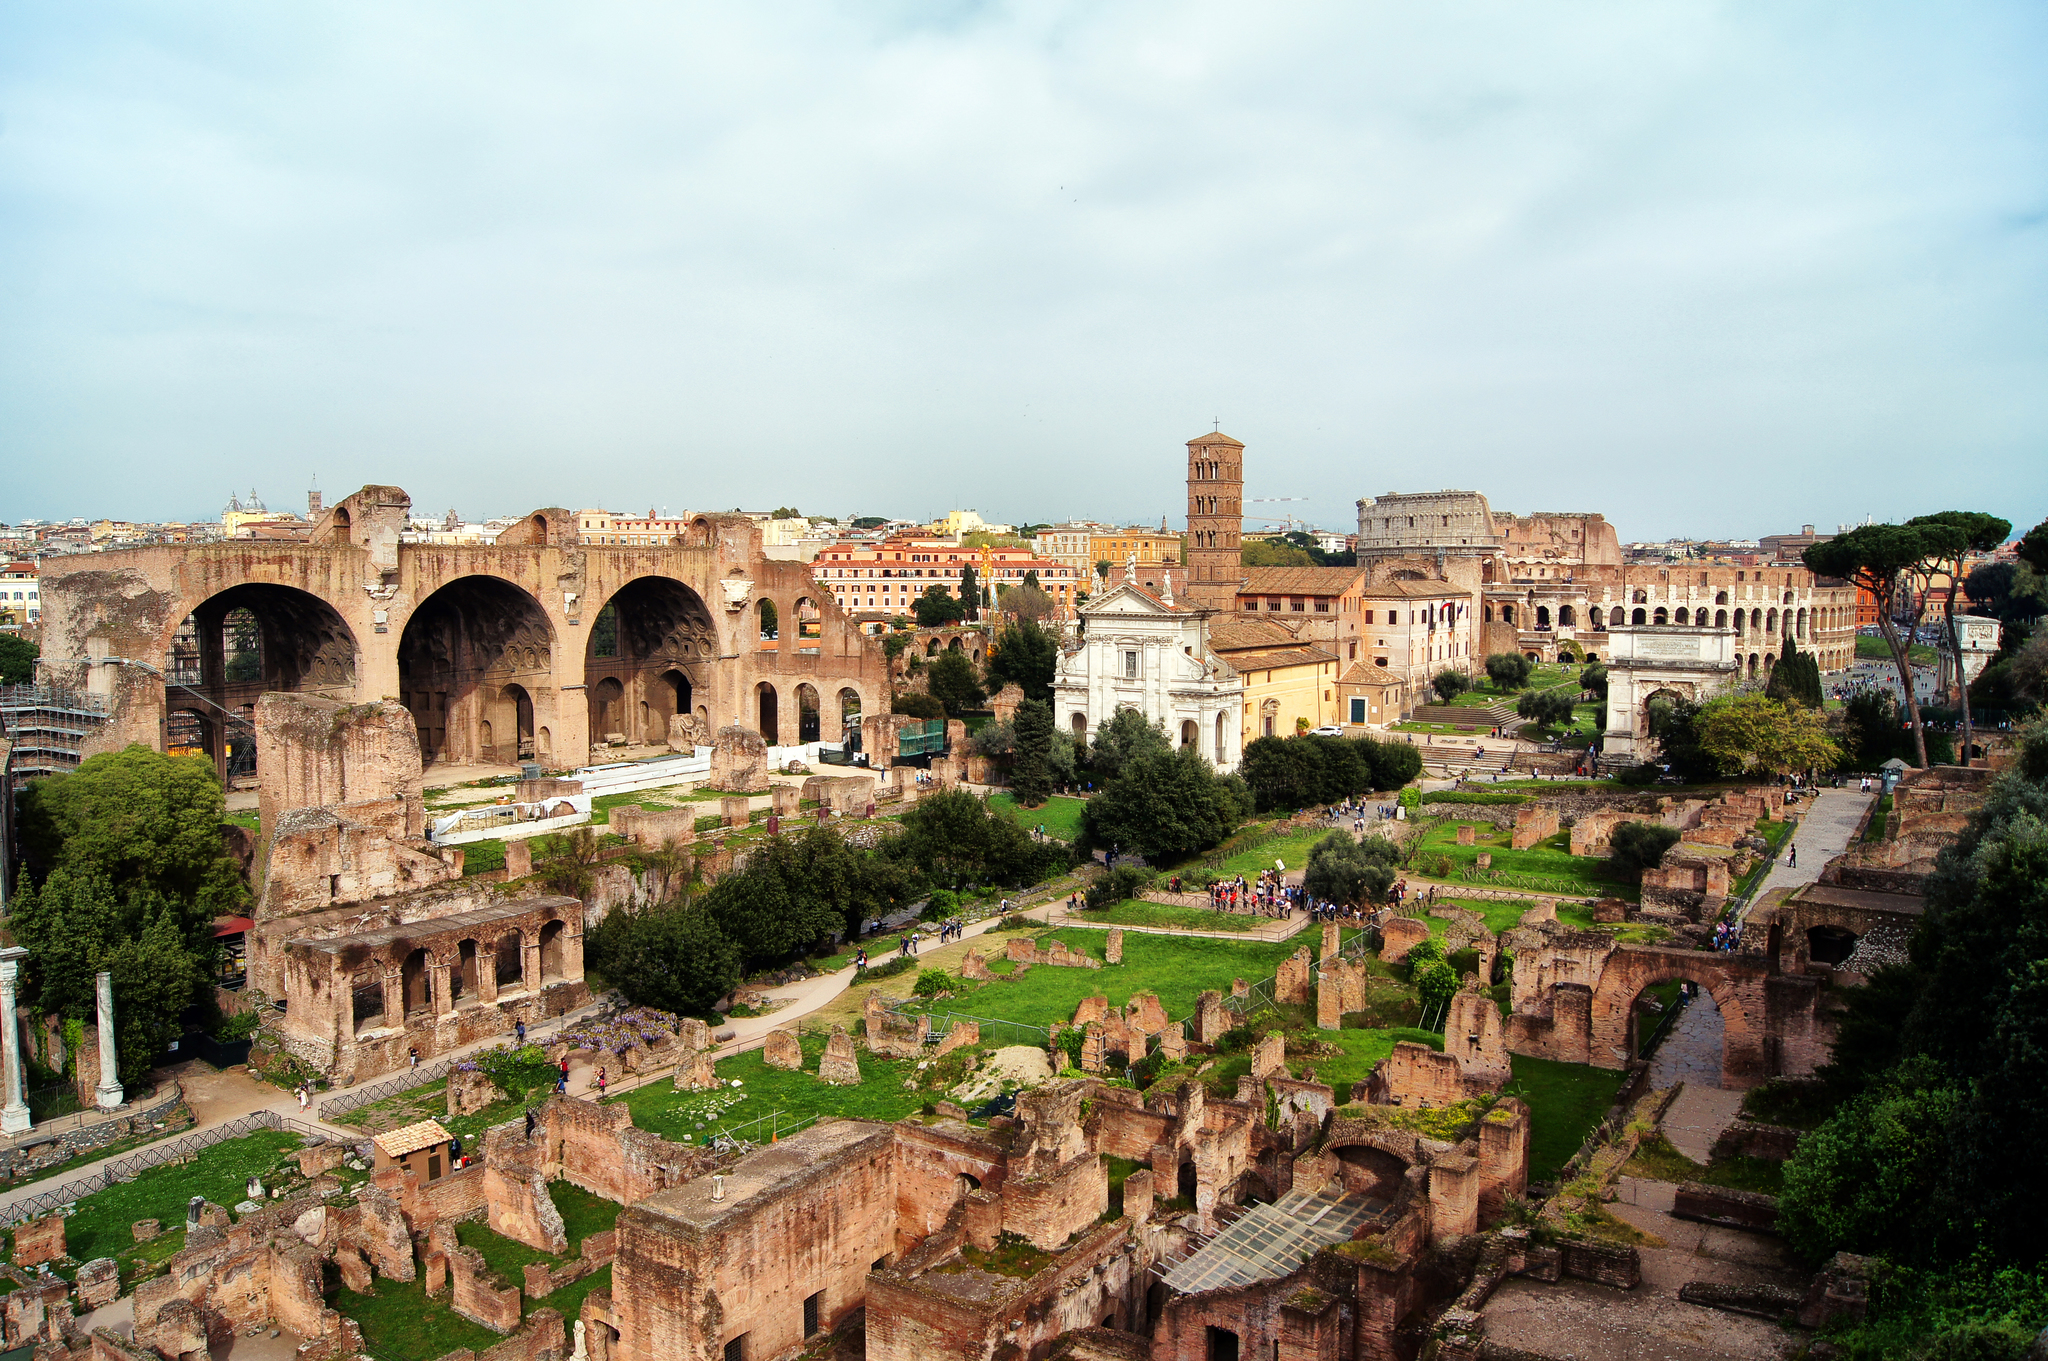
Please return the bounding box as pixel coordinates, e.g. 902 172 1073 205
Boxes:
167 583 359 783
757 682 780 744
497 685 535 761
585 577 715 744
796 684 821 743
454 939 479 1006
495 932 525 990
590 678 626 742
398 576 554 767
539 920 567 981
1181 719 1198 749
401 948 431 1017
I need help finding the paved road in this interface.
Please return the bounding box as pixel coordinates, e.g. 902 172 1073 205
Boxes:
1739 787 1873 926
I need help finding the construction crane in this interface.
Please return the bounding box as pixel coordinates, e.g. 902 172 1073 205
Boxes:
1247 497 1312 536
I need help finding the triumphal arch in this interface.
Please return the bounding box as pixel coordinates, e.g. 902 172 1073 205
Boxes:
36 484 889 775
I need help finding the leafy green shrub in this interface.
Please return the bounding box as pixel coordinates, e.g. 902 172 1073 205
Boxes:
853 955 918 984
214 1010 262 1042
1414 960 1459 1013
1608 822 1682 877
912 969 954 998
920 888 961 922
1214 1024 1256 1054
475 1044 559 1102
1405 936 1444 966
1617 763 1661 786
1484 653 1535 690
1085 864 1155 910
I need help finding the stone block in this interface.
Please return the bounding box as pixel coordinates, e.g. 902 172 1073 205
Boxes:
762 1029 802 1071
959 949 991 981
195 1201 231 1229
1593 898 1627 923
1672 1183 1780 1233
1276 947 1312 1006
130 1219 161 1243
1157 1023 1187 1061
297 1142 348 1178
448 1067 503 1117
1456 824 1476 846
673 1050 719 1091
504 838 533 879
818 1024 861 1085
11 1211 62 1260
424 1249 448 1297
1475 852 1492 870
335 1245 374 1295
1126 992 1168 1035
1193 991 1228 1044
719 796 752 828
75 1258 121 1310
1104 929 1123 965
706 725 770 793
676 1017 710 1052
1379 916 1430 963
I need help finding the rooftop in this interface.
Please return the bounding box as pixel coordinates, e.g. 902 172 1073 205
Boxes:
374 1119 452 1159
1161 1184 1380 1294
631 1120 893 1240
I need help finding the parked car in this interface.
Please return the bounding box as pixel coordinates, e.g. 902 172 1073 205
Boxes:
1309 725 1345 737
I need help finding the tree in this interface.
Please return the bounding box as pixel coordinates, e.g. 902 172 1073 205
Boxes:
2016 514 2048 572
1022 569 1039 591
957 563 981 622
702 825 884 969
1303 831 1398 906
986 618 1059 707
538 826 604 899
1079 745 1249 861
1046 727 1079 791
913 585 965 627
1694 693 1841 776
585 902 743 1017
1807 524 1959 767
1431 669 1471 703
1580 663 1608 699
6 870 206 1083
757 598 779 640
997 583 1055 622
926 651 985 716
1414 959 1459 1014
1095 560 1112 582
967 721 1014 757
884 788 1064 889
1908 511 2013 767
1765 637 1824 709
1240 539 1316 567
881 631 913 677
1484 653 1535 691
1608 821 1681 878
1087 708 1172 781
18 744 249 919
1515 688 1577 733
891 690 945 719
0 634 35 685
1010 699 1053 806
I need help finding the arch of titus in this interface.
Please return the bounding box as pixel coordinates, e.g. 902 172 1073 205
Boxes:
35 484 890 773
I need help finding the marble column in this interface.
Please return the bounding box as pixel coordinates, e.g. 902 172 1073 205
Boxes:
0 948 30 1134
95 971 125 1109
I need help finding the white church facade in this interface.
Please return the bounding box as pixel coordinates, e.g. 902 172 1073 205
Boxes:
1053 571 1245 773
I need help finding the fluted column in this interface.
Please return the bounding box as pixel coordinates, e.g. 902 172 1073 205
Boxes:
1 948 31 1134
95 970 125 1109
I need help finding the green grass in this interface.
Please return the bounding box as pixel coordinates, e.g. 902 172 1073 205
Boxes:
338 1272 506 1361
55 1129 305 1266
610 1034 926 1142
1212 828 1336 877
912 928 1302 1029
1417 821 1635 898
1306 1026 1443 1100
1434 665 1580 708
461 839 508 875
988 793 1087 842
1075 900 1269 933
1423 897 1547 936
1551 903 1672 945
1857 634 1937 665
1862 794 1893 843
1503 1055 1627 1184
1621 1132 1785 1196
1392 721 1488 735
223 810 260 831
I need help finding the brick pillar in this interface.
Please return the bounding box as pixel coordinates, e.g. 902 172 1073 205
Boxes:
430 962 455 1018
564 927 585 981
522 938 541 994
478 954 500 1005
381 968 404 1027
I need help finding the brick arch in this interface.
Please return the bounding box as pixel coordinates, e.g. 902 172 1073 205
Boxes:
1586 947 1769 1087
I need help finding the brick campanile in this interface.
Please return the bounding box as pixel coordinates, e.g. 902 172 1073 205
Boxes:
1185 430 1244 611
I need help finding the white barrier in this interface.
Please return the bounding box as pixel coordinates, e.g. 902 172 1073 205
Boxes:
430 794 594 844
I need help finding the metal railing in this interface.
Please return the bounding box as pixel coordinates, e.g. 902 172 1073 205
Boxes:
0 1110 325 1228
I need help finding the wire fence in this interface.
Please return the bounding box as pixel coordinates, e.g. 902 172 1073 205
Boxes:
0 1110 325 1229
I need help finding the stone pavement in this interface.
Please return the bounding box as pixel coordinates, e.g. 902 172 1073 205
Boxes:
1740 787 1872 924
1647 991 1746 1161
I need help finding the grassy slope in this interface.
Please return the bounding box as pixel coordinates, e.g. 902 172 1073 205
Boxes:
57 1130 304 1266
1505 1055 1627 1183
1418 821 1635 897
988 793 1087 842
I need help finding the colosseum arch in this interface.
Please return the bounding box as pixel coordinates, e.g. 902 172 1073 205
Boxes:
398 575 556 766
165 582 359 782
1585 947 1770 1087
583 576 718 746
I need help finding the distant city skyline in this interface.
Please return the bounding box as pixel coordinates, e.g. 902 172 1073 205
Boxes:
3 3 2044 537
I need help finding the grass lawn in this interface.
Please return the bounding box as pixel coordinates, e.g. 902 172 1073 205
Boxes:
343 1180 622 1361
988 793 1087 842
1075 900 1268 933
1857 635 1937 665
1417 820 1635 899
1424 897 1548 936
1504 1055 1627 1184
1622 1131 1784 1196
1436 664 1580 708
1307 1026 1443 1100
610 1034 926 1143
1551 903 1672 946
51 1129 305 1267
909 929 1305 1031
1212 827 1339 877
1391 721 1490 735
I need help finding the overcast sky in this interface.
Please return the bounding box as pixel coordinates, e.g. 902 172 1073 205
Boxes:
3 2 2044 541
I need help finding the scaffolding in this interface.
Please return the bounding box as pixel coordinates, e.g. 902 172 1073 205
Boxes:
0 686 110 789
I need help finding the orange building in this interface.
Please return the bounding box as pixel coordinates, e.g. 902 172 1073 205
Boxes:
809 538 1082 622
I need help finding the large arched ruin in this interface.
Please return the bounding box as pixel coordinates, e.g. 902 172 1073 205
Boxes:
35 484 888 772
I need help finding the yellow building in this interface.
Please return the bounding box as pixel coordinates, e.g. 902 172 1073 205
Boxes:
1090 527 1182 572
1207 618 1339 742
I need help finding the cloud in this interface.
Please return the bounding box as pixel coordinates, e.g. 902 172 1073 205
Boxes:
1 0 2043 538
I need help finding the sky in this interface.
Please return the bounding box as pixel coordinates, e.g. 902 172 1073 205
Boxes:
2 1 2045 542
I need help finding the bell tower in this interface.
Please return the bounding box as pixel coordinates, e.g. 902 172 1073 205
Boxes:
1185 430 1245 611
